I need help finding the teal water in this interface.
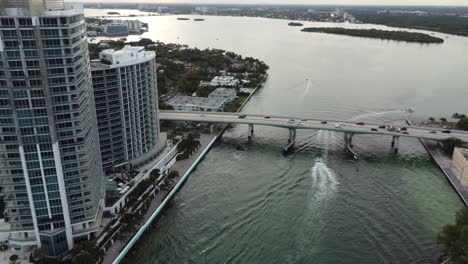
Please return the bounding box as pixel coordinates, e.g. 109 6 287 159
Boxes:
85 10 467 263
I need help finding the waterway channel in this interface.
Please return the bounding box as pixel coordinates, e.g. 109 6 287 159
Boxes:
86 9 468 263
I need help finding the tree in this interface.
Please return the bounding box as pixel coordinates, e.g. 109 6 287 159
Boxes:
69 239 101 264
456 118 468 131
438 207 468 264
442 137 463 155
9 254 18 264
136 38 154 47
440 117 448 123
429 117 435 122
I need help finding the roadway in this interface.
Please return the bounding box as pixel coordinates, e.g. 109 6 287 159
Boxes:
159 111 468 143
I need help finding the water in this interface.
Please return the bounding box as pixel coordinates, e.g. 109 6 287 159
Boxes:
86 10 467 263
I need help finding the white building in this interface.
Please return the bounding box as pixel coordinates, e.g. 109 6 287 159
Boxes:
92 46 162 174
210 76 240 87
158 6 169 13
168 96 227 112
209 88 237 102
103 21 129 36
126 19 142 33
0 1 105 257
195 6 210 13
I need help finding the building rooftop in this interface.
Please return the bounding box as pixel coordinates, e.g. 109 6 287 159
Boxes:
91 45 155 69
168 96 226 109
209 88 237 98
0 1 83 17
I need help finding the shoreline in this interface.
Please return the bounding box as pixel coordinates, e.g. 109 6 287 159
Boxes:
106 74 268 264
406 120 468 207
85 10 468 38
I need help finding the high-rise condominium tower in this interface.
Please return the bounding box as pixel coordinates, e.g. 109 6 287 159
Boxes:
91 46 162 174
0 0 105 256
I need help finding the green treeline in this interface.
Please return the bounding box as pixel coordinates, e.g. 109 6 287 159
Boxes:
352 12 468 37
301 27 444 43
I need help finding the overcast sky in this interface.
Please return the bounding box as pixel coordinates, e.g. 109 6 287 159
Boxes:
72 0 468 6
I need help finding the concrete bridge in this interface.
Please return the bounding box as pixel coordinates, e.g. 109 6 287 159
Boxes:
159 111 468 155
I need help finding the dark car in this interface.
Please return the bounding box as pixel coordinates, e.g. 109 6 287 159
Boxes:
401 127 407 131
264 116 271 119
238 114 247 119
356 122 365 125
321 121 327 124
379 125 386 129
371 128 378 131
442 130 451 134
430 131 437 134
402 132 409 135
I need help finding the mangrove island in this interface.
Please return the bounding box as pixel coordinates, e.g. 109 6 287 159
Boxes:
301 27 444 44
288 22 303 26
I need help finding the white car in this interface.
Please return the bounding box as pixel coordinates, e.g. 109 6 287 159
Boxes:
335 124 342 128
199 114 205 117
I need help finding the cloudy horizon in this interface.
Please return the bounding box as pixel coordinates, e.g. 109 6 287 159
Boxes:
69 0 468 7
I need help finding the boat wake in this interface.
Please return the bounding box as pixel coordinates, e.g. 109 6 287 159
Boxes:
349 109 407 122
310 131 338 201
302 78 312 96
310 157 338 200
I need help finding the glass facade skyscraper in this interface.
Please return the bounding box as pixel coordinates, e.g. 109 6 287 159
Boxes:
91 46 162 174
0 1 105 257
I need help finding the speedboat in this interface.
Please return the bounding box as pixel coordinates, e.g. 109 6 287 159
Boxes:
404 108 415 113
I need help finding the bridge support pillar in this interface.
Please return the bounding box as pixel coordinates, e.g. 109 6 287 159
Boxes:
344 133 354 148
248 124 254 140
210 124 214 134
288 128 296 144
393 136 400 154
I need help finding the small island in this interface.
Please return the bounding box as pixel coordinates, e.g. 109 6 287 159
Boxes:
177 18 190 21
194 18 205 21
288 22 303 27
107 12 120 15
301 27 444 44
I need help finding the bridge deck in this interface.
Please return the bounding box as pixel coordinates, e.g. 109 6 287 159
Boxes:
159 111 468 143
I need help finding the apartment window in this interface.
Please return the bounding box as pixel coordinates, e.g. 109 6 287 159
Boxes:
20 30 34 39
24 50 38 58
8 61 22 69
1 18 15 27
41 18 58 26
18 18 32 27
29 80 43 87
26 61 40 68
2 30 17 39
22 40 36 48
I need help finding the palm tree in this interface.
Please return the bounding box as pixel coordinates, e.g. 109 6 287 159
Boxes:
440 117 448 123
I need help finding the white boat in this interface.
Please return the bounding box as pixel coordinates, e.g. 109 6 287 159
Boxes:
404 108 415 113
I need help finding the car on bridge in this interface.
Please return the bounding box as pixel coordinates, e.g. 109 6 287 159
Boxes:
238 114 247 119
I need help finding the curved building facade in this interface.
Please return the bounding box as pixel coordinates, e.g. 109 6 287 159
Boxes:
0 2 105 257
91 46 161 175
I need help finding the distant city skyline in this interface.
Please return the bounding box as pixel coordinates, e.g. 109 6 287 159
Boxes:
69 0 468 7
